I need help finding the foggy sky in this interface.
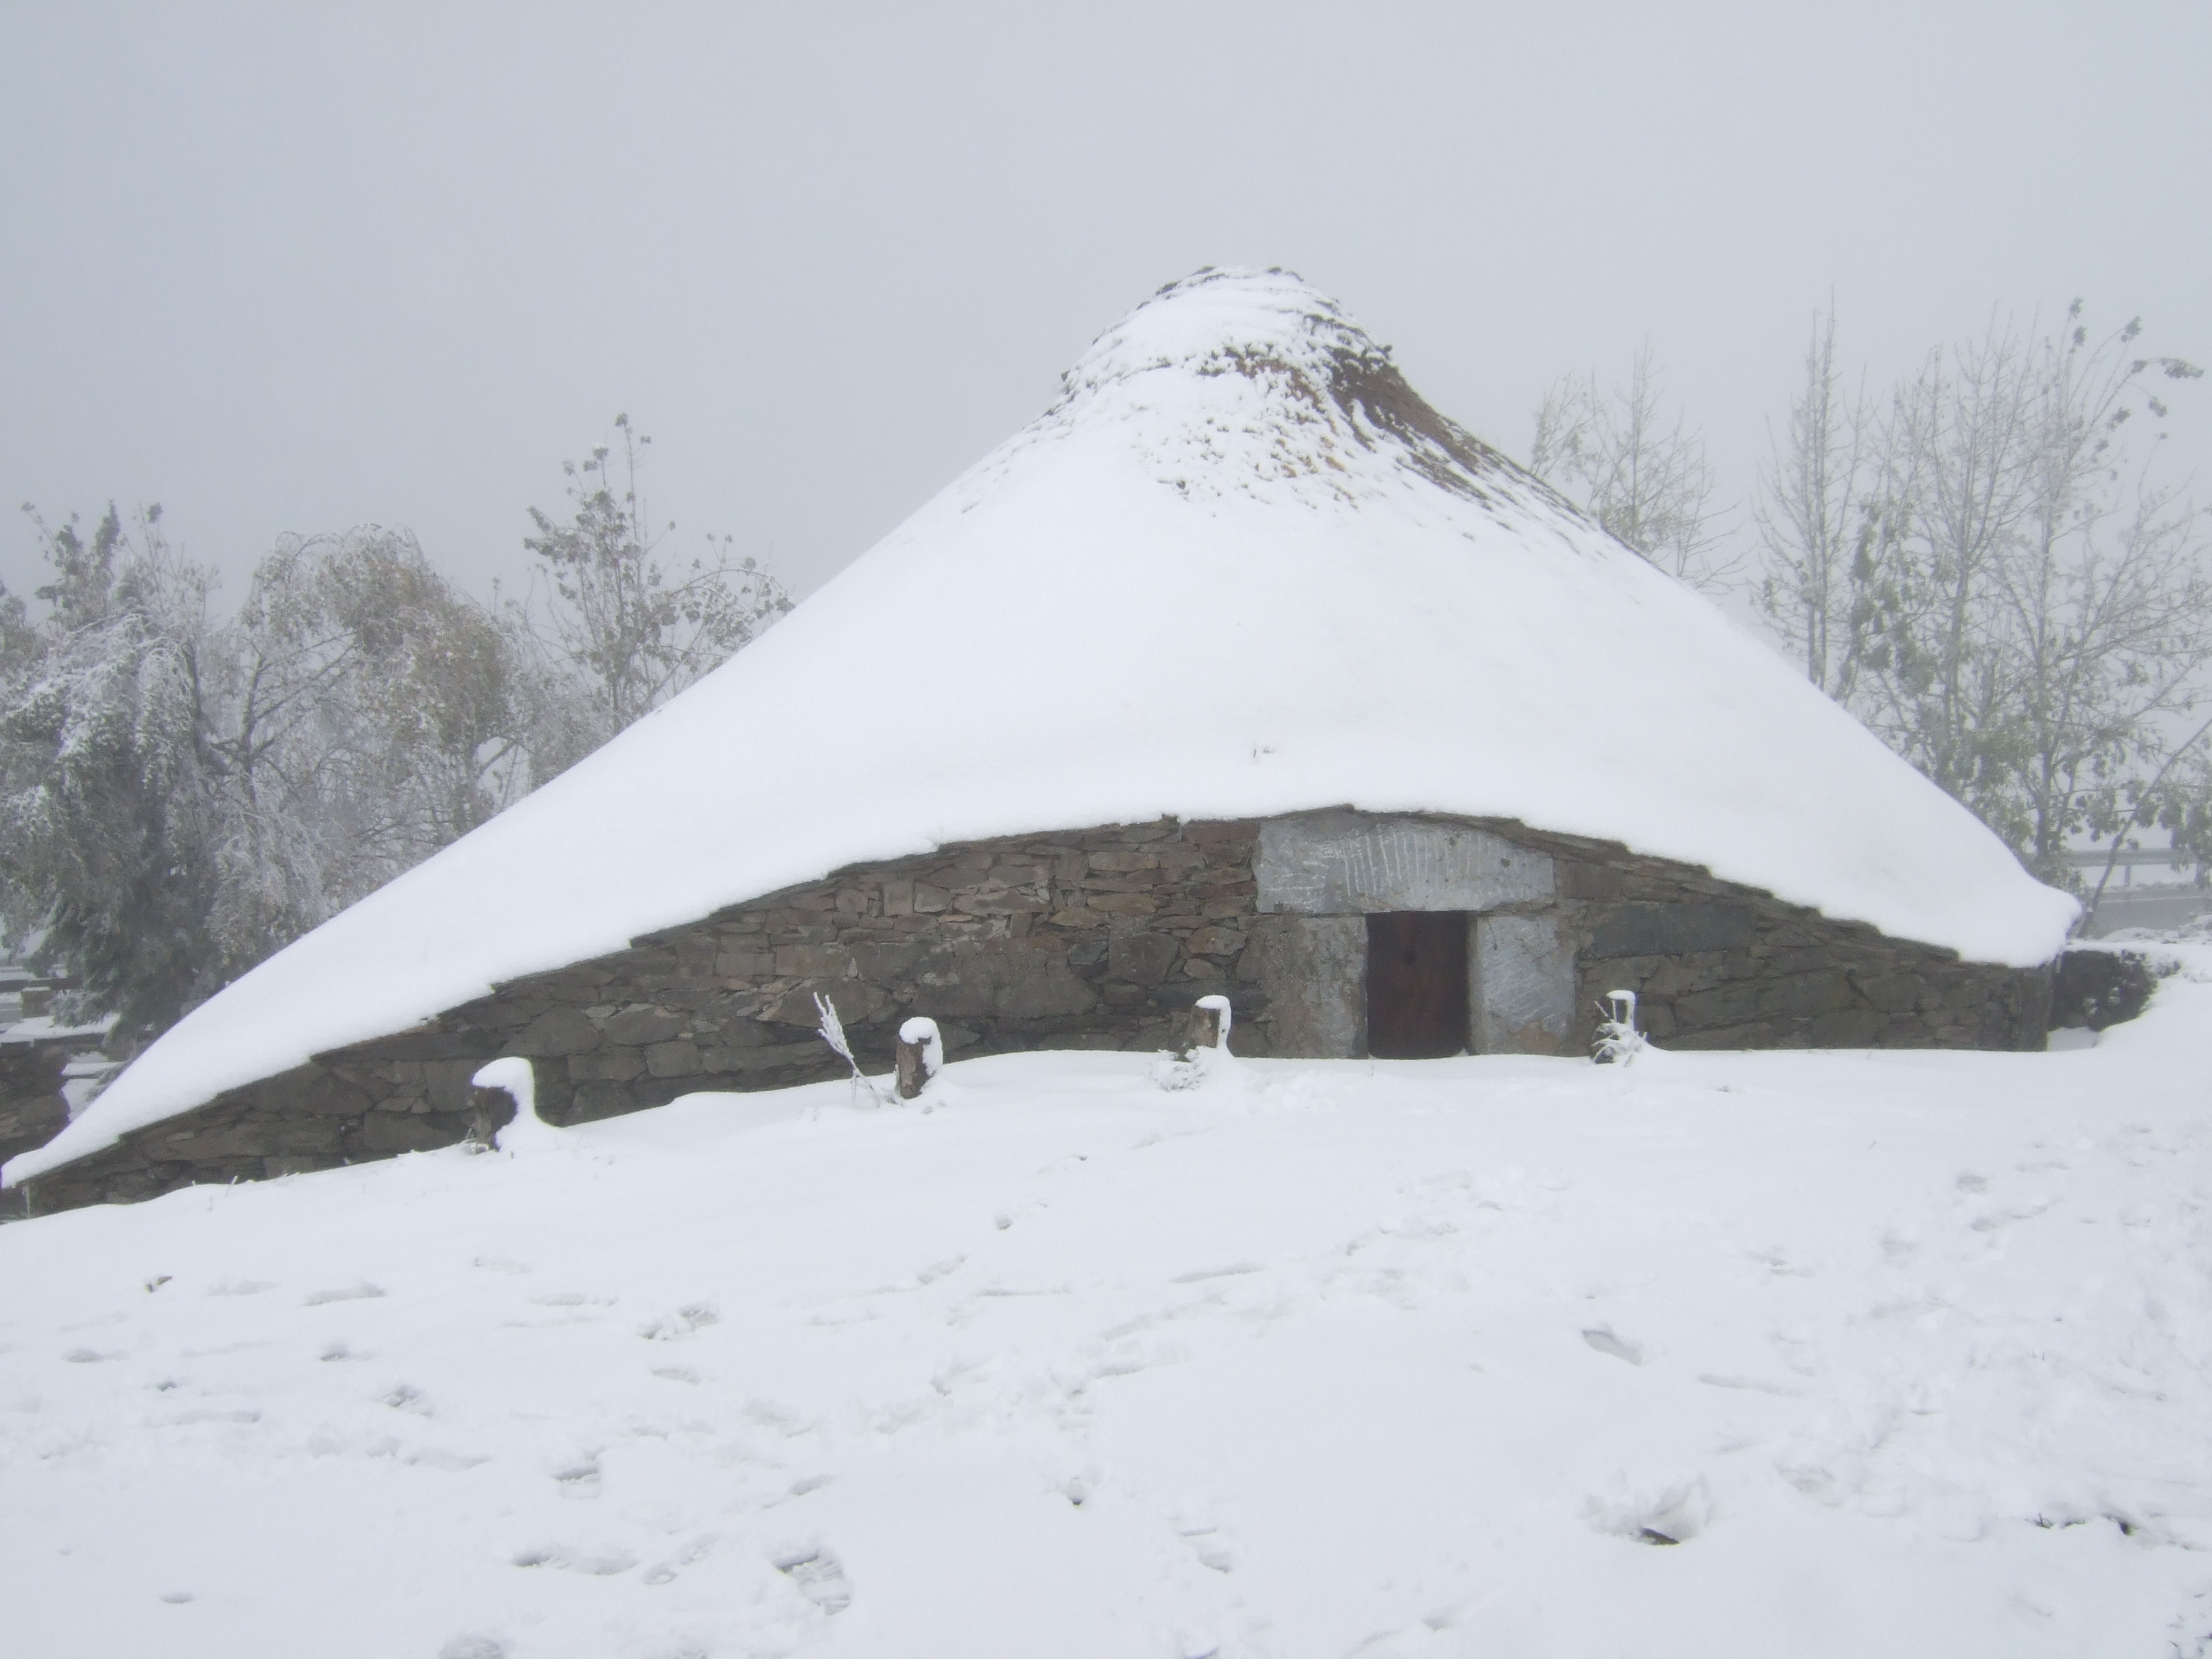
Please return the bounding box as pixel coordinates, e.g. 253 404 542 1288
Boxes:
5 2 2207 611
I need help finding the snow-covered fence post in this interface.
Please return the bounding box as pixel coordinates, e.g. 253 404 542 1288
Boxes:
1180 994 1232 1059
470 1056 563 1150
895 1017 943 1101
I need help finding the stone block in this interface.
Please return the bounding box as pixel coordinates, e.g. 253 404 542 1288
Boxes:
1560 863 1625 900
512 1007 601 1056
1856 971 1929 1014
1184 819 1261 844
715 948 775 978
645 1040 704 1078
1473 913 1575 1055
913 939 1097 1019
1586 904 1756 960
1184 926 1247 960
569 1049 645 1083
1254 914 1365 1058
763 983 889 1026
1755 971 1856 1020
1108 932 1180 986
851 941 928 982
1087 850 1160 872
954 890 1048 915
701 1040 826 1073
1671 983 1762 1029
775 944 850 978
1088 892 1158 916
566 1083 643 1123
600 1004 686 1045
1808 1007 1890 1045
1257 812 1553 914
913 883 951 914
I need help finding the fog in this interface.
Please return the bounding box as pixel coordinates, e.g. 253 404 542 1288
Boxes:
5 1 2207 606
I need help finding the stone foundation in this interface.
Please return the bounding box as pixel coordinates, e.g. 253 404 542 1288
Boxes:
16 812 2052 1213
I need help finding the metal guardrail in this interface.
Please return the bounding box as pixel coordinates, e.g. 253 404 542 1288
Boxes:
2062 847 2200 870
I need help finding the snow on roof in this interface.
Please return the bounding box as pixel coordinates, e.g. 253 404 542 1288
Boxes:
8 267 2077 1187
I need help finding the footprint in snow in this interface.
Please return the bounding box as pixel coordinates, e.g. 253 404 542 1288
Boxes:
302 1282 385 1306
774 1547 852 1614
640 1534 718 1586
638 1303 718 1341
381 1383 433 1416
511 1542 637 1576
551 1457 602 1499
1581 1327 1645 1365
1584 1476 1710 1545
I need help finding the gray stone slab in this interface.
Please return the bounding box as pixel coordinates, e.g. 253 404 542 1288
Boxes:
1586 903 1756 959
1254 914 1366 1057
1472 913 1575 1055
1256 813 1553 914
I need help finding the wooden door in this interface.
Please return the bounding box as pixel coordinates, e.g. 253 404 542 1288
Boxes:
1365 913 1469 1059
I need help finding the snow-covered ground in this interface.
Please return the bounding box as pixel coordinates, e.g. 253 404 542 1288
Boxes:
6 973 2212 1657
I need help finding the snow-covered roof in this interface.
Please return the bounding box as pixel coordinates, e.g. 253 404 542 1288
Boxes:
8 268 2076 1187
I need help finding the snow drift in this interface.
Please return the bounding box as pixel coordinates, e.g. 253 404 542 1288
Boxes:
8 267 2075 1188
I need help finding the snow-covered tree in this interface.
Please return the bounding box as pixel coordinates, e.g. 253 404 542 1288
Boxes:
0 506 230 1037
0 512 537 1044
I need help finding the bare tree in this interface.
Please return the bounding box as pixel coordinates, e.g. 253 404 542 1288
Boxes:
1756 306 1878 698
1796 305 2209 889
1531 345 1734 590
520 414 789 754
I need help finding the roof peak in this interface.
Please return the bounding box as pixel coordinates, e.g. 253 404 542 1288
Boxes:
1064 266 1389 394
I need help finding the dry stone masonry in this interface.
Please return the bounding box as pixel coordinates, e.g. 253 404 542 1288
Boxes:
19 811 2051 1212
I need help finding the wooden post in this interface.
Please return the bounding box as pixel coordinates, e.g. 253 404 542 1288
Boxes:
896 1017 943 1101
1179 994 1231 1059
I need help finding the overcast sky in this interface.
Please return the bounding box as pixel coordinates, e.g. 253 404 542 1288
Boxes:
5 2 2207 610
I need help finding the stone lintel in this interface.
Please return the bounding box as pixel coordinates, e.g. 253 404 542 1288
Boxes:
1256 812 1553 915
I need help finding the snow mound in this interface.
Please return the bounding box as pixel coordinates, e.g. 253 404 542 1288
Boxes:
9 266 2075 1187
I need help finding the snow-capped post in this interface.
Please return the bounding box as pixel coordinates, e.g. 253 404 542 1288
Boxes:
1181 994 1232 1059
470 1056 564 1151
895 1017 944 1100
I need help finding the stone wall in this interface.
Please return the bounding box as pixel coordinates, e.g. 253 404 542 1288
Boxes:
1535 832 2050 1052
16 812 2051 1213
